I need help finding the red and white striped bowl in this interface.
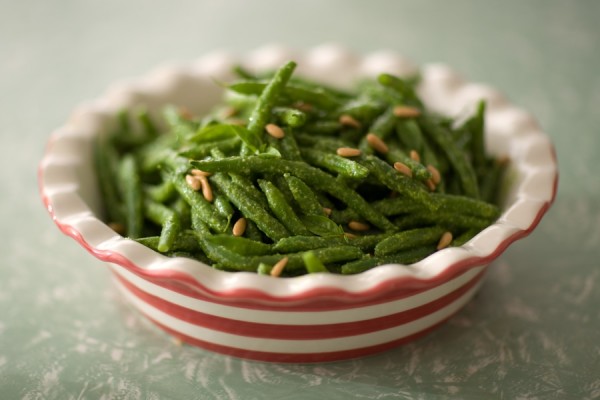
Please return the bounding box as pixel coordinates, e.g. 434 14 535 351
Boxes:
38 45 558 363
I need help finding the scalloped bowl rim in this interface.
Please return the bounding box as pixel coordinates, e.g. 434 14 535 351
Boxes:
38 45 558 304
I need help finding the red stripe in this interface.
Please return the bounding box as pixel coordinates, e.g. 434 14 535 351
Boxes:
114 269 484 339
144 313 456 363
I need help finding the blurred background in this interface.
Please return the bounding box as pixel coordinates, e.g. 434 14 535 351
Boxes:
1 1 599 398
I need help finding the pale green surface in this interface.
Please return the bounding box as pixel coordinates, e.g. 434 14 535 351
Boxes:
1 1 599 399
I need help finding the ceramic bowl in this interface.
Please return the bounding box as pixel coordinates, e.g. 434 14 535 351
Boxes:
38 45 557 362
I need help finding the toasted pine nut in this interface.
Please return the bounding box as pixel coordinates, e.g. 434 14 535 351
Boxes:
343 232 358 239
409 149 421 163
228 118 246 126
198 175 213 202
393 105 421 118
393 161 413 177
426 164 441 184
425 178 436 191
185 174 201 191
232 217 247 237
336 147 362 157
270 257 289 277
348 221 370 231
322 207 332 216
222 106 238 118
191 168 212 177
437 231 453 250
339 114 361 129
265 123 285 139
179 107 193 120
108 222 126 235
293 102 313 112
497 154 510 166
366 133 389 154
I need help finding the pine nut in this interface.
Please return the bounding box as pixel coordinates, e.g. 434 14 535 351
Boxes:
270 257 289 277
437 231 453 250
393 162 413 177
265 123 285 139
366 133 389 154
336 147 362 157
393 105 421 118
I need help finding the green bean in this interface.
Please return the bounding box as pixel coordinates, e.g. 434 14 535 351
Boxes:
257 262 272 275
479 158 508 204
359 106 397 154
257 179 311 236
273 235 348 253
163 106 196 139
210 173 290 241
451 228 479 247
136 230 201 253
396 119 424 154
385 145 432 182
300 215 344 237
288 76 354 100
272 107 307 128
245 61 296 147
172 196 191 230
232 64 258 80
228 81 342 111
303 121 342 135
136 109 158 139
348 232 397 252
467 100 487 173
179 137 241 159
341 245 436 274
302 251 329 273
204 234 273 256
213 191 235 223
189 123 240 144
419 117 480 198
117 154 144 238
372 196 424 216
337 98 386 125
201 241 362 272
143 199 181 252
95 135 123 223
145 179 176 204
191 211 211 236
360 155 437 210
377 73 423 108
117 109 130 133
229 174 270 209
330 196 423 223
284 174 324 216
434 193 500 219
160 149 193 175
393 211 492 231
269 173 297 205
374 226 445 257
296 133 351 152
301 148 369 179
191 156 395 231
340 256 379 274
275 129 303 161
244 218 264 242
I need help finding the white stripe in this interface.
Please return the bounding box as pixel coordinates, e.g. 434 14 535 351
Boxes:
110 263 484 325
114 277 482 354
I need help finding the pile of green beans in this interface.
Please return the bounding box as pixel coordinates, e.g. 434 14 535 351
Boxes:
95 61 507 276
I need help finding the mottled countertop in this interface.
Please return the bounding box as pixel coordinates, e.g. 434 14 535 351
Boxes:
1 1 599 399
